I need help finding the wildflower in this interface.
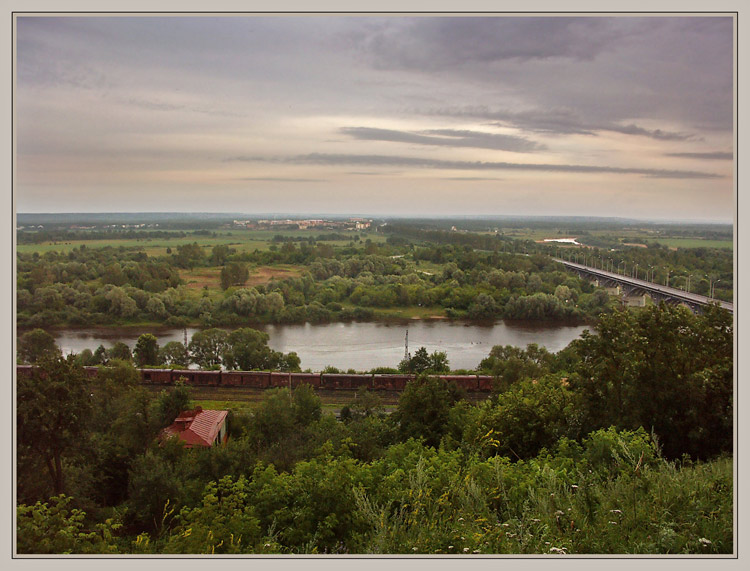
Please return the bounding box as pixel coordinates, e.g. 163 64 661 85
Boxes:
610 509 622 515
502 523 510 528
699 538 712 547
264 543 271 548
545 542 550 546
448 545 454 549
608 521 618 525
458 517 464 522
463 547 469 553
473 550 480 554
531 518 541 523
549 546 567 554
555 510 564 516
571 485 579 490
412 547 418 551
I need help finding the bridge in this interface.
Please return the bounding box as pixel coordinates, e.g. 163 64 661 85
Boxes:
553 259 733 314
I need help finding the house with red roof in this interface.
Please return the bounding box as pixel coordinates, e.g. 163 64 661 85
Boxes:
161 406 229 448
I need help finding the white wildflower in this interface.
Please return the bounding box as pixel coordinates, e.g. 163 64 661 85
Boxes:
463 547 469 553
699 538 712 546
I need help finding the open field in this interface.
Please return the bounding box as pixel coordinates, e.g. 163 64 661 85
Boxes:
16 228 386 255
179 264 306 291
246 265 304 286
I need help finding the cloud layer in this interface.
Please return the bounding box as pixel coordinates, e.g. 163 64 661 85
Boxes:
15 15 735 220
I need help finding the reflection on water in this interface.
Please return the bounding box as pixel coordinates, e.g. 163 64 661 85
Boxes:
53 320 590 371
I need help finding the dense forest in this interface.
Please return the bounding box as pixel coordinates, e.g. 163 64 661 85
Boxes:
16 303 733 554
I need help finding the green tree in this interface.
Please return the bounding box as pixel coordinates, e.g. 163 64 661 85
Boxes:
18 328 60 364
17 355 92 495
134 333 160 367
174 242 205 269
107 341 133 362
478 343 555 390
159 341 190 367
222 327 280 371
188 328 228 369
211 244 231 266
572 304 733 459
399 347 449 374
153 382 193 429
469 374 582 460
163 476 261 554
16 495 120 554
220 262 250 290
391 375 464 448
279 351 302 372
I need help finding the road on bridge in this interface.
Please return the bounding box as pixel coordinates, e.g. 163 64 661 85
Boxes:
553 259 733 313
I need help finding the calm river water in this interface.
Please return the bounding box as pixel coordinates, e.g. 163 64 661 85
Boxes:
52 320 590 371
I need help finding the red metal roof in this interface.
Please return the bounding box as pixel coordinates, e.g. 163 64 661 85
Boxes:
163 408 228 448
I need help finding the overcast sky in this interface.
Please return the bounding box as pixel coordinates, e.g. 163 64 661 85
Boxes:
14 15 735 221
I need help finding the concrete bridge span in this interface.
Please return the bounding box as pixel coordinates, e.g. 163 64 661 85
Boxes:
553 259 733 315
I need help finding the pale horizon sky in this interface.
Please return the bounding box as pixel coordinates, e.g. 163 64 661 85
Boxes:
14 15 736 222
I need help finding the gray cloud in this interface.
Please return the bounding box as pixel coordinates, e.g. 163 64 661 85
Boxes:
360 18 618 71
340 126 544 152
229 153 721 180
428 106 694 141
665 151 733 160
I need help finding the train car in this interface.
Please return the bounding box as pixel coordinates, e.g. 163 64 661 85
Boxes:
220 370 244 387
372 374 411 391
269 371 292 388
477 375 494 392
170 369 221 386
440 375 479 392
289 372 322 389
140 368 173 384
321 373 373 390
241 371 272 389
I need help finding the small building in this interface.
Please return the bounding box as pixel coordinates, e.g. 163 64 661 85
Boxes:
161 407 229 448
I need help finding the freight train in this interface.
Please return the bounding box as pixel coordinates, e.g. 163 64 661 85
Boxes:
17 365 496 392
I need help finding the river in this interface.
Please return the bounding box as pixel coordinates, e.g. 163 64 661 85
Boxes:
52 320 590 371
